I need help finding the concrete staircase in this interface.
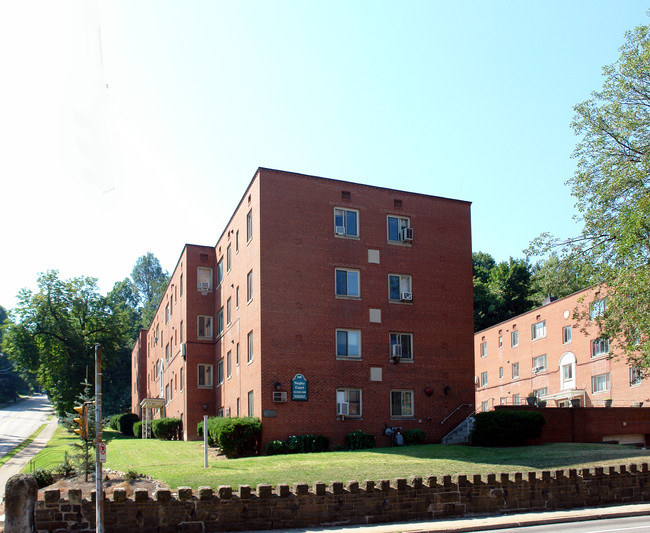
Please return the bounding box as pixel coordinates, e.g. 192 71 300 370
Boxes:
441 415 475 445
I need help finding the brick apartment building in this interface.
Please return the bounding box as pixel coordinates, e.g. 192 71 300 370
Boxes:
132 168 474 446
475 287 650 412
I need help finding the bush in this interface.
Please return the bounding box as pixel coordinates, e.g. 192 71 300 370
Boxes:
31 469 54 488
133 421 143 438
345 430 375 450
116 413 140 437
403 428 426 445
151 417 183 440
108 414 121 430
471 410 546 447
264 440 289 456
217 417 262 458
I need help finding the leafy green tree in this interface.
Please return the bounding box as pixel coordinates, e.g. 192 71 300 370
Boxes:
529 253 593 305
473 253 535 331
2 271 132 416
131 253 169 328
529 20 650 371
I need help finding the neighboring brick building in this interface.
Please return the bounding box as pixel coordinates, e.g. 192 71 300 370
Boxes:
132 168 474 445
475 287 650 414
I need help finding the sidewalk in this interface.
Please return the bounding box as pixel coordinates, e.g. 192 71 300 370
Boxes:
0 416 58 502
239 502 650 533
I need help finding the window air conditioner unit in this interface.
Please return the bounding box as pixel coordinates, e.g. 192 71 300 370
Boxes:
400 227 413 242
273 391 287 403
180 343 186 357
200 281 210 290
337 402 349 416
335 225 345 235
400 292 412 301
391 344 403 357
533 366 544 374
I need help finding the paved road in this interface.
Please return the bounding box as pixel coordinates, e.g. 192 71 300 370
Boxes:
485 514 650 532
0 394 54 458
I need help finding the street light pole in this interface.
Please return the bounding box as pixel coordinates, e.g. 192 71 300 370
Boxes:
95 344 103 533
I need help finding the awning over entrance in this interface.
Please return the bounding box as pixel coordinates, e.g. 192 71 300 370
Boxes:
140 398 166 439
540 389 586 404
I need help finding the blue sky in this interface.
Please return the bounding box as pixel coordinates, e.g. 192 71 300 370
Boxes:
1 1 648 309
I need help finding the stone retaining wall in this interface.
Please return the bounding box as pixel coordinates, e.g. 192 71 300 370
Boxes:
30 464 650 532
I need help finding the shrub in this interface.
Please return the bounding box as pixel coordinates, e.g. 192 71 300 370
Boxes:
151 417 183 440
31 469 54 488
345 430 375 450
108 414 121 430
264 440 289 456
471 410 546 447
403 428 426 445
217 417 262 458
133 421 143 439
116 413 140 437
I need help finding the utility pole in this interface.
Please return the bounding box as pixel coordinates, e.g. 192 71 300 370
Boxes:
95 344 103 533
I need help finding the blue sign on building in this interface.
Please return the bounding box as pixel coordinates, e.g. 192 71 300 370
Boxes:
292 373 308 401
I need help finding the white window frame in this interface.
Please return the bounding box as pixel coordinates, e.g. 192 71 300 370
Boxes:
591 338 609 358
512 362 519 379
480 342 487 358
198 363 213 388
226 244 232 272
511 330 519 347
592 373 610 393
217 359 224 386
197 267 213 291
512 393 520 405
336 329 361 358
247 331 254 364
217 308 224 336
226 297 232 325
499 366 504 379
247 270 253 303
388 274 412 301
247 390 254 416
630 367 642 387
534 387 547 399
532 354 547 373
562 325 572 344
590 298 606 320
390 389 414 418
246 209 253 243
390 333 413 361
335 268 360 298
197 315 213 339
387 215 410 243
531 320 546 340
498 335 503 348
480 371 488 387
217 258 224 286
336 388 362 417
226 350 232 379
333 207 359 237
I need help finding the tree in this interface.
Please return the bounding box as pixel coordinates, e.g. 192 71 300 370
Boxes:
529 253 593 305
2 271 132 416
131 253 169 328
473 253 535 331
529 20 650 371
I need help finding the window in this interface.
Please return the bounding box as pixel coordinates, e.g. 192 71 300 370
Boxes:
165 303 170 324
512 362 519 379
390 390 414 418
165 343 169 363
226 244 232 272
630 367 642 387
498 335 503 348
481 400 489 412
532 354 547 373
198 316 213 339
390 333 413 360
180 367 183 391
217 308 224 336
511 330 519 347
388 274 412 301
591 338 609 358
534 388 547 399
512 393 520 405
180 320 184 344
246 210 253 242
180 274 183 297
198 364 213 388
165 384 169 404
590 298 606 320
247 270 253 303
480 371 488 387
560 352 577 390
247 331 254 363
531 321 546 340
563 364 573 382
562 325 572 344
236 286 240 308
235 230 239 253
592 373 610 393
336 389 362 417
226 298 232 325
236 342 240 366
217 258 224 286
247 390 254 416
197 267 212 291
387 215 410 242
217 359 224 385
334 207 358 237
499 366 504 379
480 341 487 358
335 269 360 297
227 351 232 378
500 397 506 405
336 329 361 358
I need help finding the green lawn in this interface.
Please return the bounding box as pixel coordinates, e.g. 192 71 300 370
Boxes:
30 427 650 490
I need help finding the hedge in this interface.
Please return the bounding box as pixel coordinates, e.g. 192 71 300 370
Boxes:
471 410 545 447
197 416 261 457
151 417 183 440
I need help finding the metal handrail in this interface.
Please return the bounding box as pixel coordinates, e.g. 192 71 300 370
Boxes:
440 403 473 425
